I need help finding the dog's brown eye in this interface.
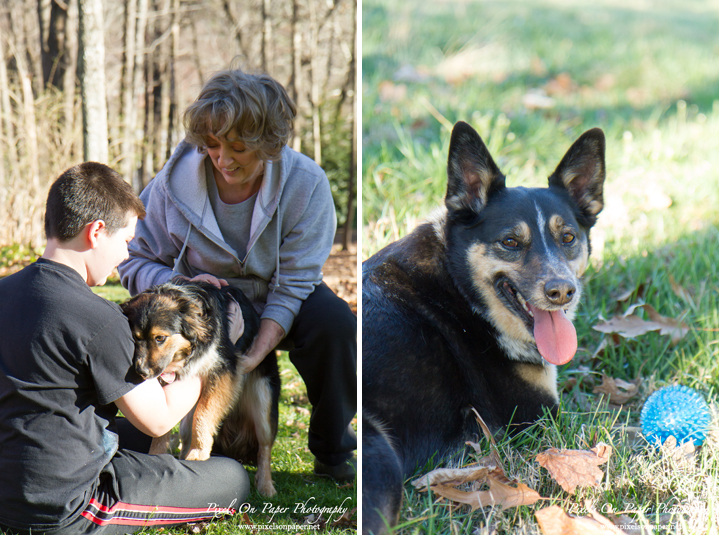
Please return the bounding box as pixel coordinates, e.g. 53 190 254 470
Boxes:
502 238 519 249
562 233 576 245
155 335 167 344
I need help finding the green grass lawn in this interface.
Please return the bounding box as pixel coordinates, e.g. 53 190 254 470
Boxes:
363 0 719 533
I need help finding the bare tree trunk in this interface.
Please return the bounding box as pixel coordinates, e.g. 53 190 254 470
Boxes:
148 0 172 182
157 0 171 166
21 73 40 191
310 67 320 165
290 0 303 153
261 0 272 73
78 0 108 163
62 0 78 141
0 33 19 186
342 0 356 251
168 0 180 158
308 0 321 164
9 34 40 191
38 0 69 89
139 11 155 190
0 33 7 188
189 17 203 85
16 2 44 96
155 52 169 172
120 0 138 183
131 0 149 190
36 0 50 86
222 1 246 57
306 0 339 165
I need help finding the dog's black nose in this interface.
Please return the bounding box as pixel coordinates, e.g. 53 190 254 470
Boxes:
544 279 576 306
134 361 153 379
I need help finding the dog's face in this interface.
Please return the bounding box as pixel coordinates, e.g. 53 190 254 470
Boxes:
443 122 605 366
121 287 209 379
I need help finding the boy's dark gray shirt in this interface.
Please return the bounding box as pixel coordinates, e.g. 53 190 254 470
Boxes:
0 259 141 530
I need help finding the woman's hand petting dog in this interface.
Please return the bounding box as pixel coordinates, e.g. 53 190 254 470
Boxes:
173 272 228 290
189 273 228 289
238 318 285 375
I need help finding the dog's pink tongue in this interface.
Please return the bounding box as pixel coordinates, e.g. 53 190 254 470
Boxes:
528 305 577 365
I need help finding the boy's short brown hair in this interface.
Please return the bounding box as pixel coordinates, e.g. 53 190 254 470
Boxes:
44 162 146 241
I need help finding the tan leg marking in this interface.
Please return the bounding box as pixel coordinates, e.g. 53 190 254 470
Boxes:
149 431 172 455
184 373 237 461
248 373 276 497
515 362 558 402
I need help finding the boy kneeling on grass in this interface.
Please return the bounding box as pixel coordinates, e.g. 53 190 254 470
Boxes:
0 163 249 535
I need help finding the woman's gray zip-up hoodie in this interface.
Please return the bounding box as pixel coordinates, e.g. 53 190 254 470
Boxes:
119 140 337 335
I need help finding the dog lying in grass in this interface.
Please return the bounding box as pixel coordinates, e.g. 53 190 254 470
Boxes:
362 121 605 533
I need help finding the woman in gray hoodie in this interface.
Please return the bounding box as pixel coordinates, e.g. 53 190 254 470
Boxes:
119 68 356 482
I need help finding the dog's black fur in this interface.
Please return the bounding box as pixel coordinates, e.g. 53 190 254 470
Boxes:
362 122 605 533
121 280 281 497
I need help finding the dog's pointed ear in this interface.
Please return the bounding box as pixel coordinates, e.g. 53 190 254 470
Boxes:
445 121 505 213
548 128 606 228
175 290 211 344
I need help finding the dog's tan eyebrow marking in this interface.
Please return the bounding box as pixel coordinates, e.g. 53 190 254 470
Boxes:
505 222 531 242
149 327 174 338
549 215 567 237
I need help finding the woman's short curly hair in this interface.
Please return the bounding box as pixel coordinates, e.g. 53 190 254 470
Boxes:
183 69 296 161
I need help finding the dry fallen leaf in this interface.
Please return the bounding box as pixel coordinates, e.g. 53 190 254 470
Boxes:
470 407 503 468
642 304 690 344
593 313 662 338
414 407 543 514
471 407 497 445
330 507 357 529
607 514 652 535
535 443 612 493
669 275 694 307
658 435 697 466
430 469 541 511
592 374 641 405
411 465 494 491
593 304 689 345
613 282 646 305
536 504 625 535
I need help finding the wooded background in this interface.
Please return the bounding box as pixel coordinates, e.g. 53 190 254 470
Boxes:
0 0 356 249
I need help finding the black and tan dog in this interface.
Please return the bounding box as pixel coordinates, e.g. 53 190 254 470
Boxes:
362 121 605 533
120 280 280 497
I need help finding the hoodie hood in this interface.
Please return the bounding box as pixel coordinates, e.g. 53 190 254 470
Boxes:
160 140 288 260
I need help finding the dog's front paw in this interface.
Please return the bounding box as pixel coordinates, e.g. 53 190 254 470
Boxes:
149 432 171 455
256 476 277 498
184 448 211 461
148 442 167 455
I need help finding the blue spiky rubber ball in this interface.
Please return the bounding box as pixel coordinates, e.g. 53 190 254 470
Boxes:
640 385 711 446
